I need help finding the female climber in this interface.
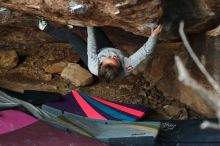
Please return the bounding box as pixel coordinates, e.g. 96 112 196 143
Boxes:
39 19 162 82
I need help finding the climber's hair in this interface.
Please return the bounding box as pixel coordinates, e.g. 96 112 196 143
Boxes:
98 63 121 82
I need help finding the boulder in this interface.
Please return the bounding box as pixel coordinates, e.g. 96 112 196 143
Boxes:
0 50 18 71
44 61 68 74
205 25 220 84
143 39 216 117
0 1 220 39
163 105 188 120
61 63 93 87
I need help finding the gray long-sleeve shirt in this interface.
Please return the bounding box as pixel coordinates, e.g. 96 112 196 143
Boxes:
87 26 157 77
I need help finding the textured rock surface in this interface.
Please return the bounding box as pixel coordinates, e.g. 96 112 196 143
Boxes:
44 61 68 74
206 25 220 84
0 0 220 39
61 63 93 87
0 50 18 71
143 36 216 117
0 0 162 37
163 105 188 120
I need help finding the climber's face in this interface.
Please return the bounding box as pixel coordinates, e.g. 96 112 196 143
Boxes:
101 56 120 67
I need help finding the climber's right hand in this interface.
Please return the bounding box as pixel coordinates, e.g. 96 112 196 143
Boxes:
151 24 162 37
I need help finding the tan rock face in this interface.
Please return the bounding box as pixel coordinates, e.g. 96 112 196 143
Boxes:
206 25 220 36
44 62 68 74
163 105 188 120
1 0 219 39
0 50 18 71
143 40 216 117
204 25 220 85
0 0 162 37
157 73 215 117
61 63 93 87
